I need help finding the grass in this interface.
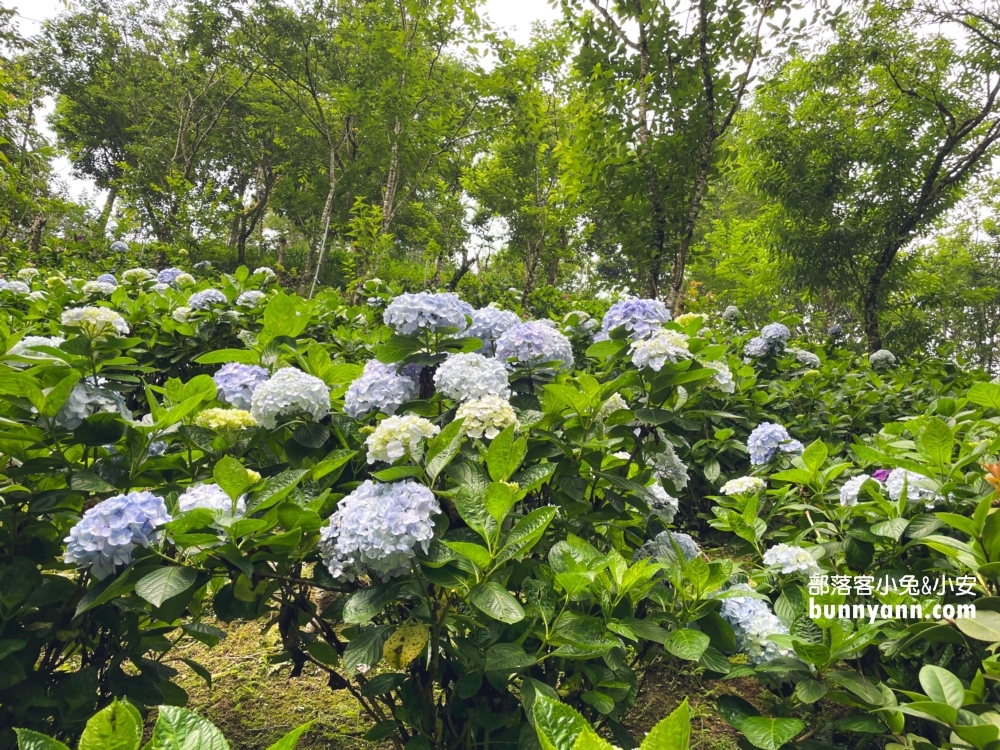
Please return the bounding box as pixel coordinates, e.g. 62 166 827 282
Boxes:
171 622 745 750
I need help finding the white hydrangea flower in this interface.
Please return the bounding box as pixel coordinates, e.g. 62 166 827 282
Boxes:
648 483 679 524
122 268 154 283
870 349 896 369
172 306 192 323
344 360 420 418
177 482 246 517
174 272 196 287
649 441 690 489
383 292 472 335
17 268 39 282
8 335 65 361
319 480 440 580
629 329 691 371
188 288 227 310
790 348 821 369
674 312 703 328
721 305 739 322
55 381 132 429
366 415 440 464
194 408 258 432
597 393 629 419
633 530 701 563
82 281 117 297
721 476 766 496
2 280 31 295
253 266 276 280
61 307 130 338
433 353 510 401
886 468 937 506
763 543 821 575
455 395 517 439
151 283 170 293
840 474 881 507
26 291 46 302
705 360 735 393
236 290 267 307
250 367 331 429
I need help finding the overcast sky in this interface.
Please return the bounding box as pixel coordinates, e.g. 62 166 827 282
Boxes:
4 0 563 203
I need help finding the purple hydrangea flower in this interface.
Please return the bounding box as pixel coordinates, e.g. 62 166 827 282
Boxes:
96 273 118 286
188 288 227 310
383 292 472 335
595 298 672 342
343 360 420 418
213 363 269 410
494 320 574 372
872 469 891 482
468 306 522 355
157 268 183 284
747 422 804 465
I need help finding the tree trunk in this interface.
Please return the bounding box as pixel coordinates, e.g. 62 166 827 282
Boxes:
28 213 46 255
276 236 288 286
94 187 118 237
307 143 338 297
237 227 247 266
862 283 882 353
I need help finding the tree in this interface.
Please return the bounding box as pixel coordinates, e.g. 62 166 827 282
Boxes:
739 2 1000 351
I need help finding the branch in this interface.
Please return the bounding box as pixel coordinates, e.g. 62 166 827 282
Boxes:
585 0 640 51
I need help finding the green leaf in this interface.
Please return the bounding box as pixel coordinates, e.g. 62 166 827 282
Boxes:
342 626 389 673
14 729 71 750
485 643 537 672
641 698 690 750
79 699 142 750
800 440 827 472
532 695 590 750
484 482 518 525
150 705 229 750
737 717 803 750
41 371 81 418
444 541 492 570
424 419 465 482
663 629 709 661
455 485 494 544
916 418 954 469
193 349 260 365
968 382 1000 411
468 582 525 623
956 609 1000 641
581 691 615 715
213 456 250 501
135 567 198 608
496 506 557 564
343 583 403 624
793 679 827 704
376 335 425 364
919 665 964 709
486 425 525 482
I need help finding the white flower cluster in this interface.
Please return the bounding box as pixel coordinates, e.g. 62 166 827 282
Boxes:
494 320 574 372
384 292 471 335
236 290 266 307
1 280 31 295
649 441 690 489
17 268 39 281
468 306 522 355
172 307 192 323
8 335 65 361
705 360 735 393
61 307 130 338
63 491 171 580
82 281 117 297
319 480 440 580
721 305 739 322
790 348 821 369
344 360 419 418
870 349 897 369
253 266 276 280
595 298 672 342
366 415 440 464
634 530 701 563
597 393 628 420
122 268 154 283
188 288 228 310
434 353 510 401
886 468 937 506
840 474 881 506
250 367 331 429
762 543 821 575
455 395 517 439
721 476 766 496
55 382 132 430
177 482 246 517
647 483 679 524
629 330 690 371
194 408 258 432
719 584 791 665
213 363 269 410
747 423 804 465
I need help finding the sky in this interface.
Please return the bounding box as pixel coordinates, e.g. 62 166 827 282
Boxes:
4 0 563 203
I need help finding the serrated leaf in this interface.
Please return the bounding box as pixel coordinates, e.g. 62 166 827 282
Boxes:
150 705 229 750
738 717 803 750
663 629 709 661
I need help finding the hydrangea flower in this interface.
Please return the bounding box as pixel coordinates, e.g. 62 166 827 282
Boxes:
886 468 937 505
318 480 440 580
63 491 171 579
151 283 170 293
62 306 130 338
649 442 690 489
595 298 671 342
2 280 30 295
174 273 195 287
383 292 472 335
110 241 129 253
705 360 736 393
468 306 522 355
96 273 118 286
193 260 212 272
188 288 227 310
344 360 420 419
250 367 331 429
434 353 510 401
743 337 771 358
366 415 440 464
870 349 896 369
634 530 701 563
122 268 154 283
8 335 65 361
172 307 192 323
872 469 891 482
177 482 245 517
157 268 184 285
455 395 517 439
721 305 739 322
253 266 276 280
648 483 679 524
17 268 39 281
597 393 629 420
761 323 790 344
494 320 574 372
55 381 132 430
747 423 804 465
82 281 117 297
828 323 842 337
721 476 766 496
629 329 691 371
195 408 258 432
790 349 821 369
719 584 791 665
840 474 880 506
762 544 821 575
27 291 45 302
236 290 266 307
213 363 269 410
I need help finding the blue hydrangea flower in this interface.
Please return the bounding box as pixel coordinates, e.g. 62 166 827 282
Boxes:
743 337 771 358
468 306 522 355
157 268 184 285
761 323 790 344
55 381 132 430
63 491 172 579
318 480 440 580
193 260 212 272
188 288 227 310
213 363 269 410
250 367 331 429
433 352 509 401
633 530 700 563
236 290 266 307
95 273 118 286
343 360 419 418
110 241 129 253
828 323 842 337
494 320 574 372
722 305 739 322
383 292 472 335
747 422 803 465
718 584 791 664
595 298 672 342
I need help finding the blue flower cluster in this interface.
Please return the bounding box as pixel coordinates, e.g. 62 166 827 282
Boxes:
188 288 227 310
157 267 184 285
110 241 129 253
213 363 269 410
718 584 791 664
468 306 522 355
747 422 804 465
633 530 701 563
63 491 172 579
344 360 419 418
595 298 671 342
744 322 791 358
318 480 440 580
95 273 118 286
383 292 472 335
55 381 132 430
494 320 574 372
